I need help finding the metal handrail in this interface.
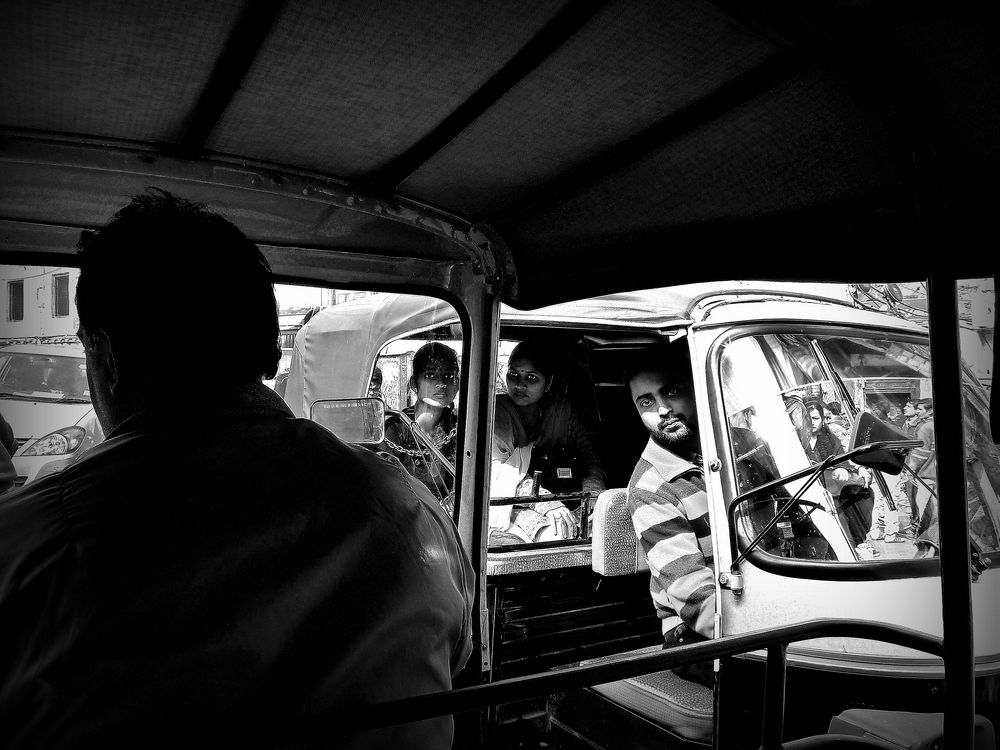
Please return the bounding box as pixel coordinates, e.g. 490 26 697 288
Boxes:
270 618 943 745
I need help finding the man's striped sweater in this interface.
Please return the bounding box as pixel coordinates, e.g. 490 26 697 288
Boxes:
627 438 715 638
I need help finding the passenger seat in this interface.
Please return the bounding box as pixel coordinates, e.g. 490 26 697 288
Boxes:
548 488 714 746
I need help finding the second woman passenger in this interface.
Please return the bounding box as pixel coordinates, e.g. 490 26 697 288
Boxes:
489 340 605 542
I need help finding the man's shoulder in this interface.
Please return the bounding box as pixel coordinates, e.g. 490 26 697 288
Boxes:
0 468 68 555
627 452 680 506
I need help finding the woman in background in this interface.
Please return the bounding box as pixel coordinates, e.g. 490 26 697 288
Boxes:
490 340 605 542
383 342 459 510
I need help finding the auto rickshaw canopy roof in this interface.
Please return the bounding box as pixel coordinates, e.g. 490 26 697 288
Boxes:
1 0 996 307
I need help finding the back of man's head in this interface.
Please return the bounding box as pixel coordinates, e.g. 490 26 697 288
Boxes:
77 189 280 391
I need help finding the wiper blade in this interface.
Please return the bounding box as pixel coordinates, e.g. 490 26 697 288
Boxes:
728 439 922 511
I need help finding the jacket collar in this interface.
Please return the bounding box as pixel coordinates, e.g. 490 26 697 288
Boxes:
106 381 294 441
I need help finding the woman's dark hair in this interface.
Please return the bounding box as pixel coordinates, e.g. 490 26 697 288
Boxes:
408 342 459 392
77 189 280 385
805 399 831 431
507 340 557 381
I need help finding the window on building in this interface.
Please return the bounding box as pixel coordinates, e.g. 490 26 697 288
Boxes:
52 273 70 317
8 280 23 321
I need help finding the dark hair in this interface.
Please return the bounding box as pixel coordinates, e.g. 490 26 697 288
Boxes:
77 189 279 385
622 342 691 387
805 399 829 426
825 401 843 416
408 342 459 392
916 398 933 411
508 340 557 381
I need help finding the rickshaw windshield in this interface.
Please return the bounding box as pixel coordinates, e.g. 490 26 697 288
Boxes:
721 331 1000 564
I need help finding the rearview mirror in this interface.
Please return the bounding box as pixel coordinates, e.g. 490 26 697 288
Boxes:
310 398 385 444
848 412 912 475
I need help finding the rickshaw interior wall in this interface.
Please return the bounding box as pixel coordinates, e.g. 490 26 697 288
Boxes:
2 0 998 746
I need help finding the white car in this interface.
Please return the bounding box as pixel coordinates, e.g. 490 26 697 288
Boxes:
0 342 104 487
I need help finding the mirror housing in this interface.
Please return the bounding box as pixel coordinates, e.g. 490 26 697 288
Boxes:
848 412 912 475
310 398 385 444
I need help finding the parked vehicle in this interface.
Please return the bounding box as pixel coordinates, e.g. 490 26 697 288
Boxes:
0 342 103 487
1 1 996 748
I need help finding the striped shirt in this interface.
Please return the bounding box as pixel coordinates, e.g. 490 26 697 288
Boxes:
627 438 716 638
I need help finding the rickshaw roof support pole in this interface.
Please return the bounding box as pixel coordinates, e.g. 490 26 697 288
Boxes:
761 643 788 750
927 272 975 748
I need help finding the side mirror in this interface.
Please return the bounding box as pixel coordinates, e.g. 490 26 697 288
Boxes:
848 412 912 475
310 398 385 444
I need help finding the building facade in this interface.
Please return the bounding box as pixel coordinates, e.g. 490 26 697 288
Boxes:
1 266 80 341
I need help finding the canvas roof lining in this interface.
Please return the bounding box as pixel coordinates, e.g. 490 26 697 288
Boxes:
396 0 781 219
502 68 904 243
0 0 996 307
207 0 566 178
0 1 242 143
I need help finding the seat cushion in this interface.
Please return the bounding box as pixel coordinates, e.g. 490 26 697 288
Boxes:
582 645 713 743
592 488 648 576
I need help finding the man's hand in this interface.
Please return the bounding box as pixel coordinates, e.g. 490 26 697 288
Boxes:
545 506 577 539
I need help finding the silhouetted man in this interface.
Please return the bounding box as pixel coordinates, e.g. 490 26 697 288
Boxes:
0 190 473 749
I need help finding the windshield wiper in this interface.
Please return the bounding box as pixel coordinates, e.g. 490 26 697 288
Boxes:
727 438 922 571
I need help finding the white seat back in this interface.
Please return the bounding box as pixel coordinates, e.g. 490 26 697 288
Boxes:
591 488 648 576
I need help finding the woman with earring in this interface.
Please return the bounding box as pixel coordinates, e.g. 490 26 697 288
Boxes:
489 340 605 542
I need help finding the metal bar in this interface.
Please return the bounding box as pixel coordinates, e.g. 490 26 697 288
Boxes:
926 273 975 749
175 1 288 154
268 619 943 744
488 491 591 506
0 134 501 274
993 284 1000 442
761 643 787 750
362 0 611 193
467 291 502 676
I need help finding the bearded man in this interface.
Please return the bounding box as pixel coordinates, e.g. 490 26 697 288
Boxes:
624 344 715 686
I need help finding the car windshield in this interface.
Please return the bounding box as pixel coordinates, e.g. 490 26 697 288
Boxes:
0 352 90 402
721 332 1000 563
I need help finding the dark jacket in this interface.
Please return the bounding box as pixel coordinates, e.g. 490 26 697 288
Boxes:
0 383 473 749
806 427 842 464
